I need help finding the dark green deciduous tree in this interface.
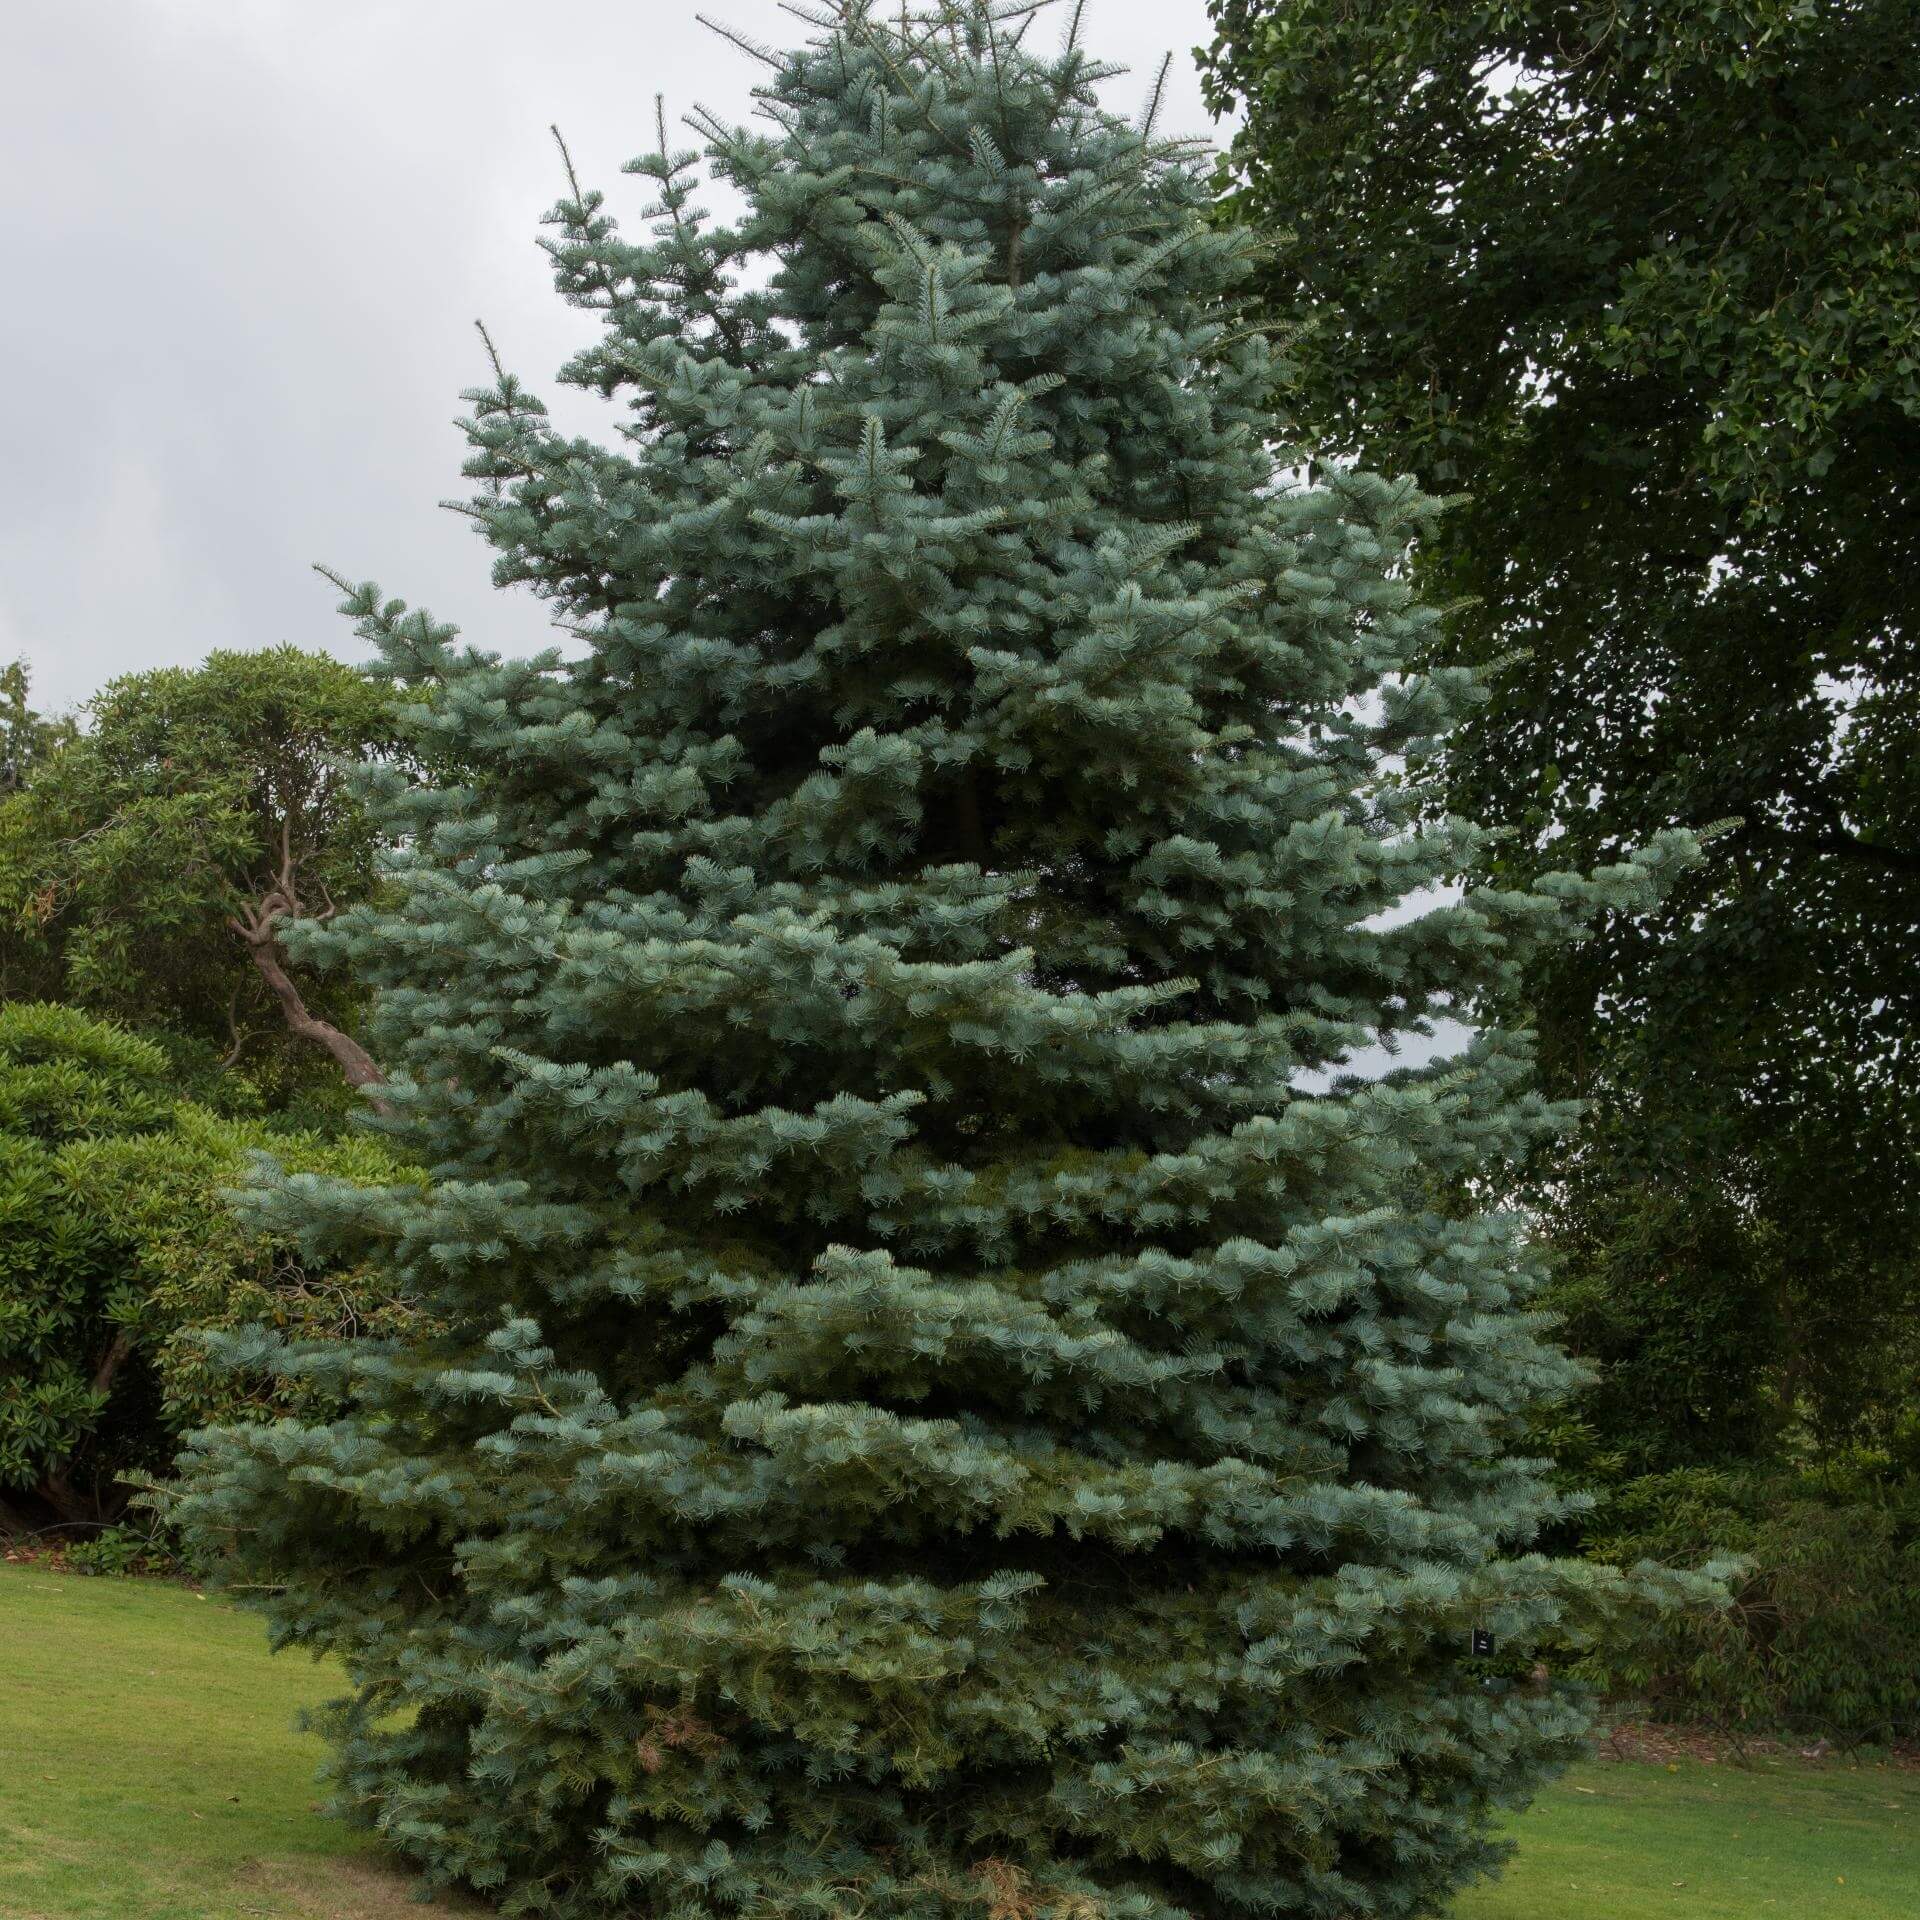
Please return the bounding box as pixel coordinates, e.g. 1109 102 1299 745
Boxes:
0 648 404 1115
176 6 1705 1915
1202 0 1920 1460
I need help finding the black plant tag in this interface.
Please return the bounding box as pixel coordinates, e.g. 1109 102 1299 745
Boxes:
1471 1627 1495 1657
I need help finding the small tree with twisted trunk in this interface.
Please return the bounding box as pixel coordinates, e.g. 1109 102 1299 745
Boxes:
0 647 402 1114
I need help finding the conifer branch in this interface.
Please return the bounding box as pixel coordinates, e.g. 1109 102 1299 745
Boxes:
1138 51 1172 137
473 317 508 385
841 8 972 156
550 122 588 209
696 13 788 70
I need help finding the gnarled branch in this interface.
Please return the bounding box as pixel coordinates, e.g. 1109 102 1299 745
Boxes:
227 819 391 1114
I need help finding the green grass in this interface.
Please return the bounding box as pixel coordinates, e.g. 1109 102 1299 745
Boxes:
3 1565 1915 1918
1456 1748 1918 1918
0 1564 468 1919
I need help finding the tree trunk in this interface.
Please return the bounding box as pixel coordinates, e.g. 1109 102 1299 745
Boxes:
23 1330 140 1529
237 928 393 1116
91 1328 133 1399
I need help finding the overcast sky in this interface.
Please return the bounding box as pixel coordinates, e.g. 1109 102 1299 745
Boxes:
3 0 1229 715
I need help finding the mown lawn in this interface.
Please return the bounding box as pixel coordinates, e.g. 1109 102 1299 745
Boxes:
1456 1747 1917 1918
0 1564 469 1919
2 1564 1914 1918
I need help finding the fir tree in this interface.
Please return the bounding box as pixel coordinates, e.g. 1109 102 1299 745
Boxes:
177 5 1703 1914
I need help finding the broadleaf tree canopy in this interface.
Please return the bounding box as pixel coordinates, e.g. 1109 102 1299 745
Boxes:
1203 0 1920 1455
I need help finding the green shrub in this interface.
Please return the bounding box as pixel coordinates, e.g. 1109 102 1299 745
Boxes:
61 1518 176 1578
0 1001 418 1528
0 1007 175 1519
1579 1466 1920 1747
65 1103 424 1436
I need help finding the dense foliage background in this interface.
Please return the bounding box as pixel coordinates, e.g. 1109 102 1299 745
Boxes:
1203 0 1920 1743
0 648 412 1543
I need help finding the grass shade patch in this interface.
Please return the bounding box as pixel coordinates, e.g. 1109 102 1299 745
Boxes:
1 1565 1915 1919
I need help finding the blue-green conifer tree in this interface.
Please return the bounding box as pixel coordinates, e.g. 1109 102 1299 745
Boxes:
178 5 1700 1913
